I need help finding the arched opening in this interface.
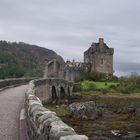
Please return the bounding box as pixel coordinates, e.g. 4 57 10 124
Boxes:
60 87 66 99
52 86 57 101
68 87 70 98
67 87 71 103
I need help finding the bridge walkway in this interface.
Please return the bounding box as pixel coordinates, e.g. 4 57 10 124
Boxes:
0 85 28 140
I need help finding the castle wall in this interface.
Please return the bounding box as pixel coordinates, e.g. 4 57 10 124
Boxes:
93 53 113 74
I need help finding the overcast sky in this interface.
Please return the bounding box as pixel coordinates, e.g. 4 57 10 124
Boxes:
0 0 140 76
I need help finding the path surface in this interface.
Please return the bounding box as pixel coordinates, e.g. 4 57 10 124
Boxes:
0 85 28 140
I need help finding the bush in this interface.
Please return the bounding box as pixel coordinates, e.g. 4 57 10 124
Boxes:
109 84 117 89
89 72 114 82
105 83 108 86
119 76 140 92
100 88 109 94
81 80 96 91
117 86 131 94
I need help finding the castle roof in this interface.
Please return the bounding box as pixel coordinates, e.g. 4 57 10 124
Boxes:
84 38 114 55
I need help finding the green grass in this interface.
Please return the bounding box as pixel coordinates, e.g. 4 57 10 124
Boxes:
94 81 118 88
81 80 118 90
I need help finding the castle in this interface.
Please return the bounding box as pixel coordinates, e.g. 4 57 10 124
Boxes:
45 38 114 82
84 38 114 75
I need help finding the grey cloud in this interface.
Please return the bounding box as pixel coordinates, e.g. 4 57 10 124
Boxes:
0 0 140 76
115 62 140 76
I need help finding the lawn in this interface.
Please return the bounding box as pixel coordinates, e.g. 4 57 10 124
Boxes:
81 80 118 90
94 81 118 89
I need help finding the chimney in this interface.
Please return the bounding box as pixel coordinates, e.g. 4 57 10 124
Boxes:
99 38 104 49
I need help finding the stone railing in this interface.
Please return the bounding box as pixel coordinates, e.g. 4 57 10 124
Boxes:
25 80 88 140
0 78 32 90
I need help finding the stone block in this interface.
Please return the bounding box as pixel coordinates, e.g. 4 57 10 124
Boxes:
49 120 75 140
60 135 88 140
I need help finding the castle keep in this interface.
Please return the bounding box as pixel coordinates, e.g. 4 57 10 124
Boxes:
45 38 114 82
84 38 114 75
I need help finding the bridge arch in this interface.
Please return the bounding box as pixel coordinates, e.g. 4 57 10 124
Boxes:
35 78 73 103
60 86 67 99
51 86 58 101
67 87 70 98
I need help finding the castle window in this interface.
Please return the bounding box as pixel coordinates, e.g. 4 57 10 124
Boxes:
101 58 104 65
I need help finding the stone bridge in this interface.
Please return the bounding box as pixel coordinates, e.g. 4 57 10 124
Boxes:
34 78 73 103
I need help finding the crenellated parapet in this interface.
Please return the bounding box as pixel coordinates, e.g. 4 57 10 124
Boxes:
63 60 90 82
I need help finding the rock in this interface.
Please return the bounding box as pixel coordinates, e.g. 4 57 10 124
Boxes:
135 108 140 117
38 111 56 124
90 136 109 140
122 132 140 139
60 135 88 140
117 106 135 114
27 94 41 103
49 120 76 140
68 101 108 119
30 105 48 115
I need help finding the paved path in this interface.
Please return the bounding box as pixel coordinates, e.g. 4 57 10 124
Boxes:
0 85 28 140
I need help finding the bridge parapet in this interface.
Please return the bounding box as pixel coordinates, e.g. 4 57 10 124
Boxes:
25 79 88 140
0 78 32 90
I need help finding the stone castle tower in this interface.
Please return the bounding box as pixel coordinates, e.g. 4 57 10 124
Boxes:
84 38 114 75
45 38 114 82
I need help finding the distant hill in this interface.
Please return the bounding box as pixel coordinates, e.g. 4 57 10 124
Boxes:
0 41 64 79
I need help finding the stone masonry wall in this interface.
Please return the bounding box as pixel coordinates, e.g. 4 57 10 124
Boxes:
0 78 32 89
25 80 88 140
92 53 113 74
32 78 73 103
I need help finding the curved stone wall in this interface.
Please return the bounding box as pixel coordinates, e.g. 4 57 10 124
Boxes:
25 80 88 140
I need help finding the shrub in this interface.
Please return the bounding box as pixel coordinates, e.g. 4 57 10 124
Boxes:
119 76 140 92
105 82 108 86
117 86 131 94
109 84 117 89
100 88 109 94
81 80 96 91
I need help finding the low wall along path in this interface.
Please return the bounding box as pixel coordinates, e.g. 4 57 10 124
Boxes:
25 79 88 140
